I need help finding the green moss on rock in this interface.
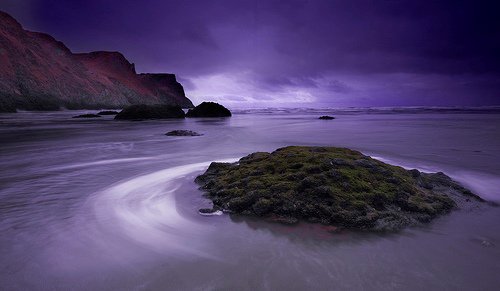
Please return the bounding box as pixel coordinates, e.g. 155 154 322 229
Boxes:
196 146 482 231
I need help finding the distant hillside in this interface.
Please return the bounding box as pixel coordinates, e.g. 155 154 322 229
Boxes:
0 11 193 112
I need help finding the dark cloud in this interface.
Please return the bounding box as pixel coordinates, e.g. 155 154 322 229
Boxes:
325 80 352 94
1 0 499 106
176 77 196 90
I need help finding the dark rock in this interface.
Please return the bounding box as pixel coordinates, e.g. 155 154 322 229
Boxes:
319 115 335 120
186 102 231 117
481 240 494 247
195 146 484 232
165 130 203 136
72 114 101 118
409 169 421 178
97 110 119 115
114 104 185 120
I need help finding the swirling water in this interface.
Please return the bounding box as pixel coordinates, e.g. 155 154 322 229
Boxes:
1 109 500 290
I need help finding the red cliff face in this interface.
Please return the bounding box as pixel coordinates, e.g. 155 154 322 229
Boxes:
0 11 193 112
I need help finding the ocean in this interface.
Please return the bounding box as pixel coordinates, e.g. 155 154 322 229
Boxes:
1 108 499 290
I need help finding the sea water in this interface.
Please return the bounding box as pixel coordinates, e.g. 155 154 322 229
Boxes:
0 108 499 290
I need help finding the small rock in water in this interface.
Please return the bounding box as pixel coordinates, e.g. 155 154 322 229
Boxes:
198 208 223 216
319 115 335 120
72 114 101 118
481 240 494 247
165 130 203 136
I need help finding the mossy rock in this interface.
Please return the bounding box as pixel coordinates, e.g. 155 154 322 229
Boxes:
196 146 483 231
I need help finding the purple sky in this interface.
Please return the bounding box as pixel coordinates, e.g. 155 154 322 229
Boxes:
2 0 500 107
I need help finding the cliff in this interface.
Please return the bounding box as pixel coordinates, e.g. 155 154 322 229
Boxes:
0 11 193 112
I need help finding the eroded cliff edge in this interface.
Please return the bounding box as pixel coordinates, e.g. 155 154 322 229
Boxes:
0 11 193 112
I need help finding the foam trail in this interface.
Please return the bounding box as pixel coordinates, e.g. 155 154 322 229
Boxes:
370 155 441 173
448 171 500 202
51 157 156 171
92 158 238 257
371 154 499 201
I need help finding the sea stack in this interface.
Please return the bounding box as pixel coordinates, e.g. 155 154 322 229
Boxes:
186 102 232 117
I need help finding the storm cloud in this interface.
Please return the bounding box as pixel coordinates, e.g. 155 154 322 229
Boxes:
2 0 499 107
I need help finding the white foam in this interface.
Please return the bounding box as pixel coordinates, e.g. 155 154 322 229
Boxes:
370 155 499 202
370 155 440 173
447 171 500 202
51 157 155 171
92 158 238 257
199 210 224 216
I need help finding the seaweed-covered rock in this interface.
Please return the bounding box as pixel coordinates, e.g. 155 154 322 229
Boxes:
72 114 101 118
319 115 335 120
114 104 185 120
196 146 482 231
186 102 231 117
165 130 203 136
97 110 119 115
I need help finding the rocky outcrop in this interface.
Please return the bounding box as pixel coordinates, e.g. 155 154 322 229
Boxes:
97 110 119 115
0 11 193 112
139 73 188 106
196 146 483 231
114 104 185 120
186 102 231 117
165 130 203 136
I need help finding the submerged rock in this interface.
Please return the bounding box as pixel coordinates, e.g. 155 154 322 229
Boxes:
97 110 119 115
186 102 231 117
195 146 483 231
114 104 185 120
72 114 101 118
319 115 335 120
165 130 203 136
